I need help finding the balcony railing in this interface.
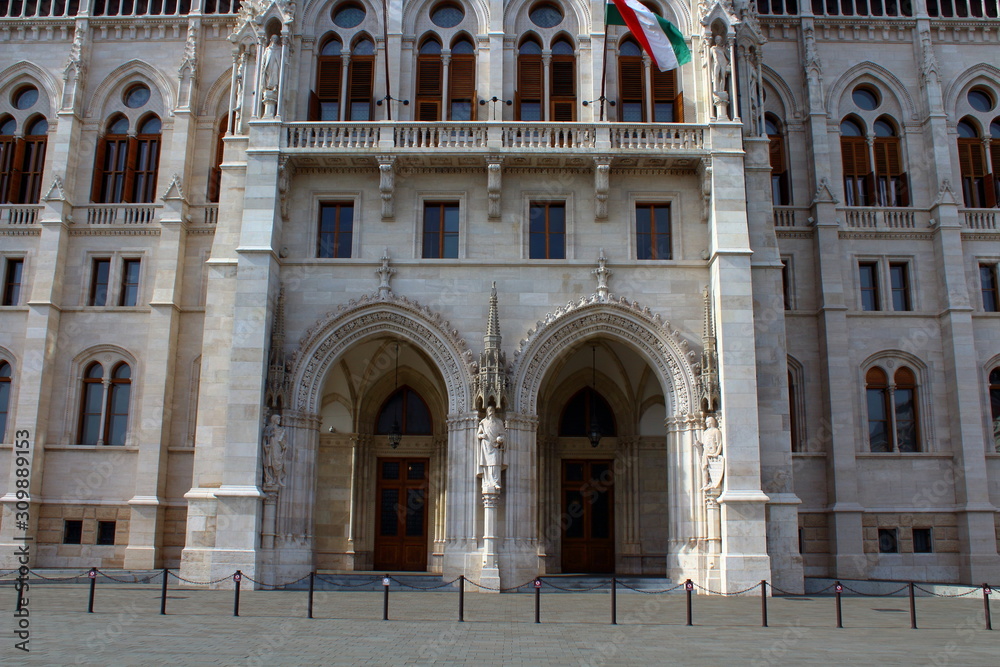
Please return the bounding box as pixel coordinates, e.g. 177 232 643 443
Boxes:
841 206 917 229
962 209 997 230
0 204 42 225
85 204 158 225
283 122 707 154
0 0 240 18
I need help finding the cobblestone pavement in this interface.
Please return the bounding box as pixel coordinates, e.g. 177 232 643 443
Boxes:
6 584 998 666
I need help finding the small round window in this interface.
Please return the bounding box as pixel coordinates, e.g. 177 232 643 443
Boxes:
124 83 150 109
530 2 563 28
431 2 464 28
968 88 995 113
852 85 880 111
333 3 366 28
13 85 38 110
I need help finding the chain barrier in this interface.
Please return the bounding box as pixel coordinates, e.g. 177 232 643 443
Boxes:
96 569 163 584
913 584 982 598
617 581 685 594
27 569 92 581
540 580 608 592
314 574 381 588
693 581 763 596
839 583 909 597
240 572 312 589
463 578 502 592
166 571 235 586
387 576 460 590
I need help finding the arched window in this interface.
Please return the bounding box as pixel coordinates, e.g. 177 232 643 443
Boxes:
866 365 921 453
92 112 161 204
765 114 790 205
788 369 800 452
516 38 543 120
990 367 1000 452
448 36 476 120
873 117 908 207
841 117 872 206
957 118 995 208
78 361 132 446
0 113 48 205
550 37 576 121
0 361 11 441
347 37 375 120
312 35 343 121
992 119 1000 206
617 39 644 121
415 38 444 121
376 386 433 435
207 115 228 203
558 388 617 437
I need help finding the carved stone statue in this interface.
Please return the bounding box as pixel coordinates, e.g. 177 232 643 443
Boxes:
261 35 281 117
262 413 287 487
697 415 725 491
710 36 731 119
477 404 506 493
233 51 246 127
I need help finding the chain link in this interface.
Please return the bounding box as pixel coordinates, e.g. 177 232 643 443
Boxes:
464 578 502 592
314 575 381 588
541 580 608 592
617 581 684 594
166 571 235 586
913 584 981 598
840 583 909 597
387 576 460 590
240 572 312 589
96 569 162 584
692 581 763 596
28 569 92 581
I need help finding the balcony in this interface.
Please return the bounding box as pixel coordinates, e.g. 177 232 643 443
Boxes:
84 204 159 225
0 204 42 225
282 122 707 163
962 209 997 230
840 207 920 230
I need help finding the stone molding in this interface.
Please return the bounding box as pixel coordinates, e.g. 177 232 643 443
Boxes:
510 294 699 416
290 292 476 414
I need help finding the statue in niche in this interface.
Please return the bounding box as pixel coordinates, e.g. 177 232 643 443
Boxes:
710 35 731 119
261 35 281 117
697 415 725 491
477 404 506 493
262 413 287 487
233 51 247 128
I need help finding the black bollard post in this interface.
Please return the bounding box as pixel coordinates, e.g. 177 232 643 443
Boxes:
685 579 693 626
761 580 768 627
835 582 843 629
458 576 465 622
160 568 169 615
383 575 390 621
15 582 22 613
908 581 917 630
87 568 97 613
983 584 992 631
534 579 541 623
611 577 617 626
307 571 315 619
233 570 242 617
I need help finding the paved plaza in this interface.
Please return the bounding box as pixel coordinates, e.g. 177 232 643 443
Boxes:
4 583 999 665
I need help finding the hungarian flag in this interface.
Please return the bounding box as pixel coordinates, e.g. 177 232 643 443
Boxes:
606 0 691 72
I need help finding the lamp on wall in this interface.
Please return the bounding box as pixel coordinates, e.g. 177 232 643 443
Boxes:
388 341 402 449
588 344 602 448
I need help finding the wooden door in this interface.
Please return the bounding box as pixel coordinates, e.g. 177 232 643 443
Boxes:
374 458 429 571
561 460 614 573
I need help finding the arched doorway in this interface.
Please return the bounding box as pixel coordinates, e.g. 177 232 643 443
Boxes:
536 338 669 575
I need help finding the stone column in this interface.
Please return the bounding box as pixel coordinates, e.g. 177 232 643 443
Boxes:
666 415 706 583
442 413 478 580
501 412 538 587
271 410 320 582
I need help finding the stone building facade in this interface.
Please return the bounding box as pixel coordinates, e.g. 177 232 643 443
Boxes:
0 0 998 592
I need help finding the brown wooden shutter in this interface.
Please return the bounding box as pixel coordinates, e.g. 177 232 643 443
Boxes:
897 172 910 207
618 59 644 102
991 140 1000 176
518 56 542 99
416 100 441 121
449 57 475 98
651 69 676 102
91 137 107 202
416 56 443 97
769 136 786 172
674 91 683 122
349 59 374 101
123 136 138 203
308 90 321 121
0 138 14 203
551 100 575 122
21 137 46 204
551 58 575 97
316 57 341 100
6 138 25 204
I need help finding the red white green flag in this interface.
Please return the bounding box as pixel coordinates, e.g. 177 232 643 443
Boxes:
606 0 691 72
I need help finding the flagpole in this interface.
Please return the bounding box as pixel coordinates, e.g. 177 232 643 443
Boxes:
599 12 610 122
381 0 393 120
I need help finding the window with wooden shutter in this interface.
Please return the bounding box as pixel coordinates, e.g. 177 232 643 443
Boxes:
959 138 990 207
449 55 476 120
131 116 160 204
0 133 14 204
4 139 24 205
651 68 679 122
550 43 576 122
315 55 342 121
992 128 1000 207
841 120 871 206
415 53 443 122
347 58 374 121
873 137 906 206
618 58 644 122
96 136 129 204
19 134 46 204
207 115 227 203
517 47 543 121
766 115 790 205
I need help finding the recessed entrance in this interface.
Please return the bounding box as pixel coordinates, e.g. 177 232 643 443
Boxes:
561 459 614 573
374 458 429 571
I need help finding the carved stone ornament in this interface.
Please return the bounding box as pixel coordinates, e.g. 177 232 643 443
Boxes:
375 248 395 299
161 174 185 202
594 158 611 220
261 35 281 118
42 176 66 203
477 405 507 494
696 415 725 492
918 29 940 87
262 413 288 489
378 156 395 219
932 179 957 207
277 157 291 220
591 249 612 302
811 177 839 205
486 156 503 219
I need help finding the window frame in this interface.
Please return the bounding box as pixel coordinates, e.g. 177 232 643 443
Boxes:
527 200 567 260
75 358 134 447
316 200 357 259
0 359 12 443
781 256 794 310
888 261 912 311
420 198 463 259
863 362 925 453
118 258 142 307
912 527 933 554
980 262 999 312
3 256 24 306
63 519 83 545
89 257 112 307
858 260 880 311
97 520 117 546
634 202 672 260
878 527 899 554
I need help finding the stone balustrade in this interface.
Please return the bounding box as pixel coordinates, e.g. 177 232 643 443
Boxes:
84 204 159 225
283 121 707 155
0 204 42 225
840 206 920 229
962 208 998 230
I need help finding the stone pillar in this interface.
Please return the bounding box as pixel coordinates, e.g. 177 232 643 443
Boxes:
708 123 772 593
501 412 538 587
442 413 478 580
665 416 704 583
271 410 320 582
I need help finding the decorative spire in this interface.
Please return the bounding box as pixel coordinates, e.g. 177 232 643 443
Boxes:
474 282 509 412
699 287 720 415
592 249 612 302
376 248 395 300
265 286 291 411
